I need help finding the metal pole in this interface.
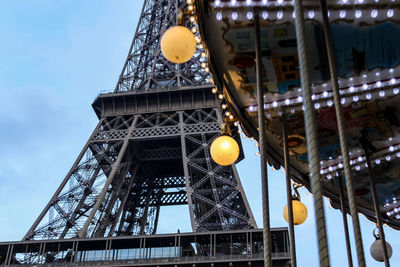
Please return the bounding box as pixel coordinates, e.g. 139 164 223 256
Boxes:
254 10 272 267
293 1 330 266
338 177 354 267
362 144 390 267
318 1 366 265
282 108 297 267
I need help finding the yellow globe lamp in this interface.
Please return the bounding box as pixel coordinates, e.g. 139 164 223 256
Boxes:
160 26 196 64
283 199 308 225
210 135 240 166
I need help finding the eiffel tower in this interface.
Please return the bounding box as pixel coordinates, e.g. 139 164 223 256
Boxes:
23 0 257 241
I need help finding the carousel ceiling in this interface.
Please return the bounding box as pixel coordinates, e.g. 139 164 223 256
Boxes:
196 0 400 228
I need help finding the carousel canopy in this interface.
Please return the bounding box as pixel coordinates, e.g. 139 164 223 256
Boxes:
195 0 400 229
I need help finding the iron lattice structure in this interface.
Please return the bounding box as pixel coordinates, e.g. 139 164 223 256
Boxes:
24 0 256 241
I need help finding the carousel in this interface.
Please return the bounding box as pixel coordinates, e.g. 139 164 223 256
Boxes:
160 0 400 266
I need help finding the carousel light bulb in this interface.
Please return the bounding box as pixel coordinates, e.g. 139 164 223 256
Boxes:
188 5 194 11
349 86 355 93
297 96 303 102
201 52 206 58
201 62 207 68
353 96 359 102
221 104 227 109
396 88 400 95
323 91 328 97
355 10 362 18
283 200 308 225
389 146 395 152
391 78 396 85
205 67 209 72
246 11 253 20
210 135 240 166
376 81 382 87
212 88 218 94
386 155 392 161
277 11 283 20
231 0 237 6
371 10 378 18
246 0 252 6
272 101 278 107
363 84 368 90
190 16 195 23
366 93 372 100
216 12 222 20
387 9 394 18
308 11 315 19
327 100 333 107
161 26 196 64
355 165 361 171
341 98 346 105
218 94 224 99
234 121 238 127
285 99 290 105
225 111 231 117
262 11 269 20
379 91 385 97
375 159 381 164
340 10 346 18
214 0 221 6
315 103 320 109
232 12 238 20
370 239 393 262
229 115 234 120
397 152 400 158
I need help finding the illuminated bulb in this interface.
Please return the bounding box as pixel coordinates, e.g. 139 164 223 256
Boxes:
212 88 218 94
201 62 207 68
371 10 378 18
379 91 385 97
397 152 400 158
340 10 346 18
198 44 204 49
391 78 396 85
363 84 368 90
389 146 395 152
355 10 362 18
315 103 320 109
323 91 328 97
229 115 234 120
221 104 227 110
285 99 290 105
327 100 333 107
262 11 268 20
216 12 222 20
394 88 399 95
341 98 346 105
297 96 303 102
225 111 231 117
349 86 355 93
255 152 260 156
161 26 196 64
188 5 194 11
375 159 381 164
353 96 359 102
277 11 283 20
308 11 315 19
386 155 392 161
218 94 224 99
246 0 252 5
355 165 361 171
272 101 278 107
387 9 394 18
283 200 308 225
376 81 382 87
366 93 372 100
205 67 209 72
246 11 253 20
232 12 238 20
230 0 237 6
201 52 206 58
210 135 240 166
214 0 221 6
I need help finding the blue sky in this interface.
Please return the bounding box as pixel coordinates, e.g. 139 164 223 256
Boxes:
0 1 399 266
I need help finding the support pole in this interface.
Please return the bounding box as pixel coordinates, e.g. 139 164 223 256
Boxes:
282 109 297 267
293 1 330 266
338 177 354 267
254 11 272 267
362 144 390 267
318 1 366 265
